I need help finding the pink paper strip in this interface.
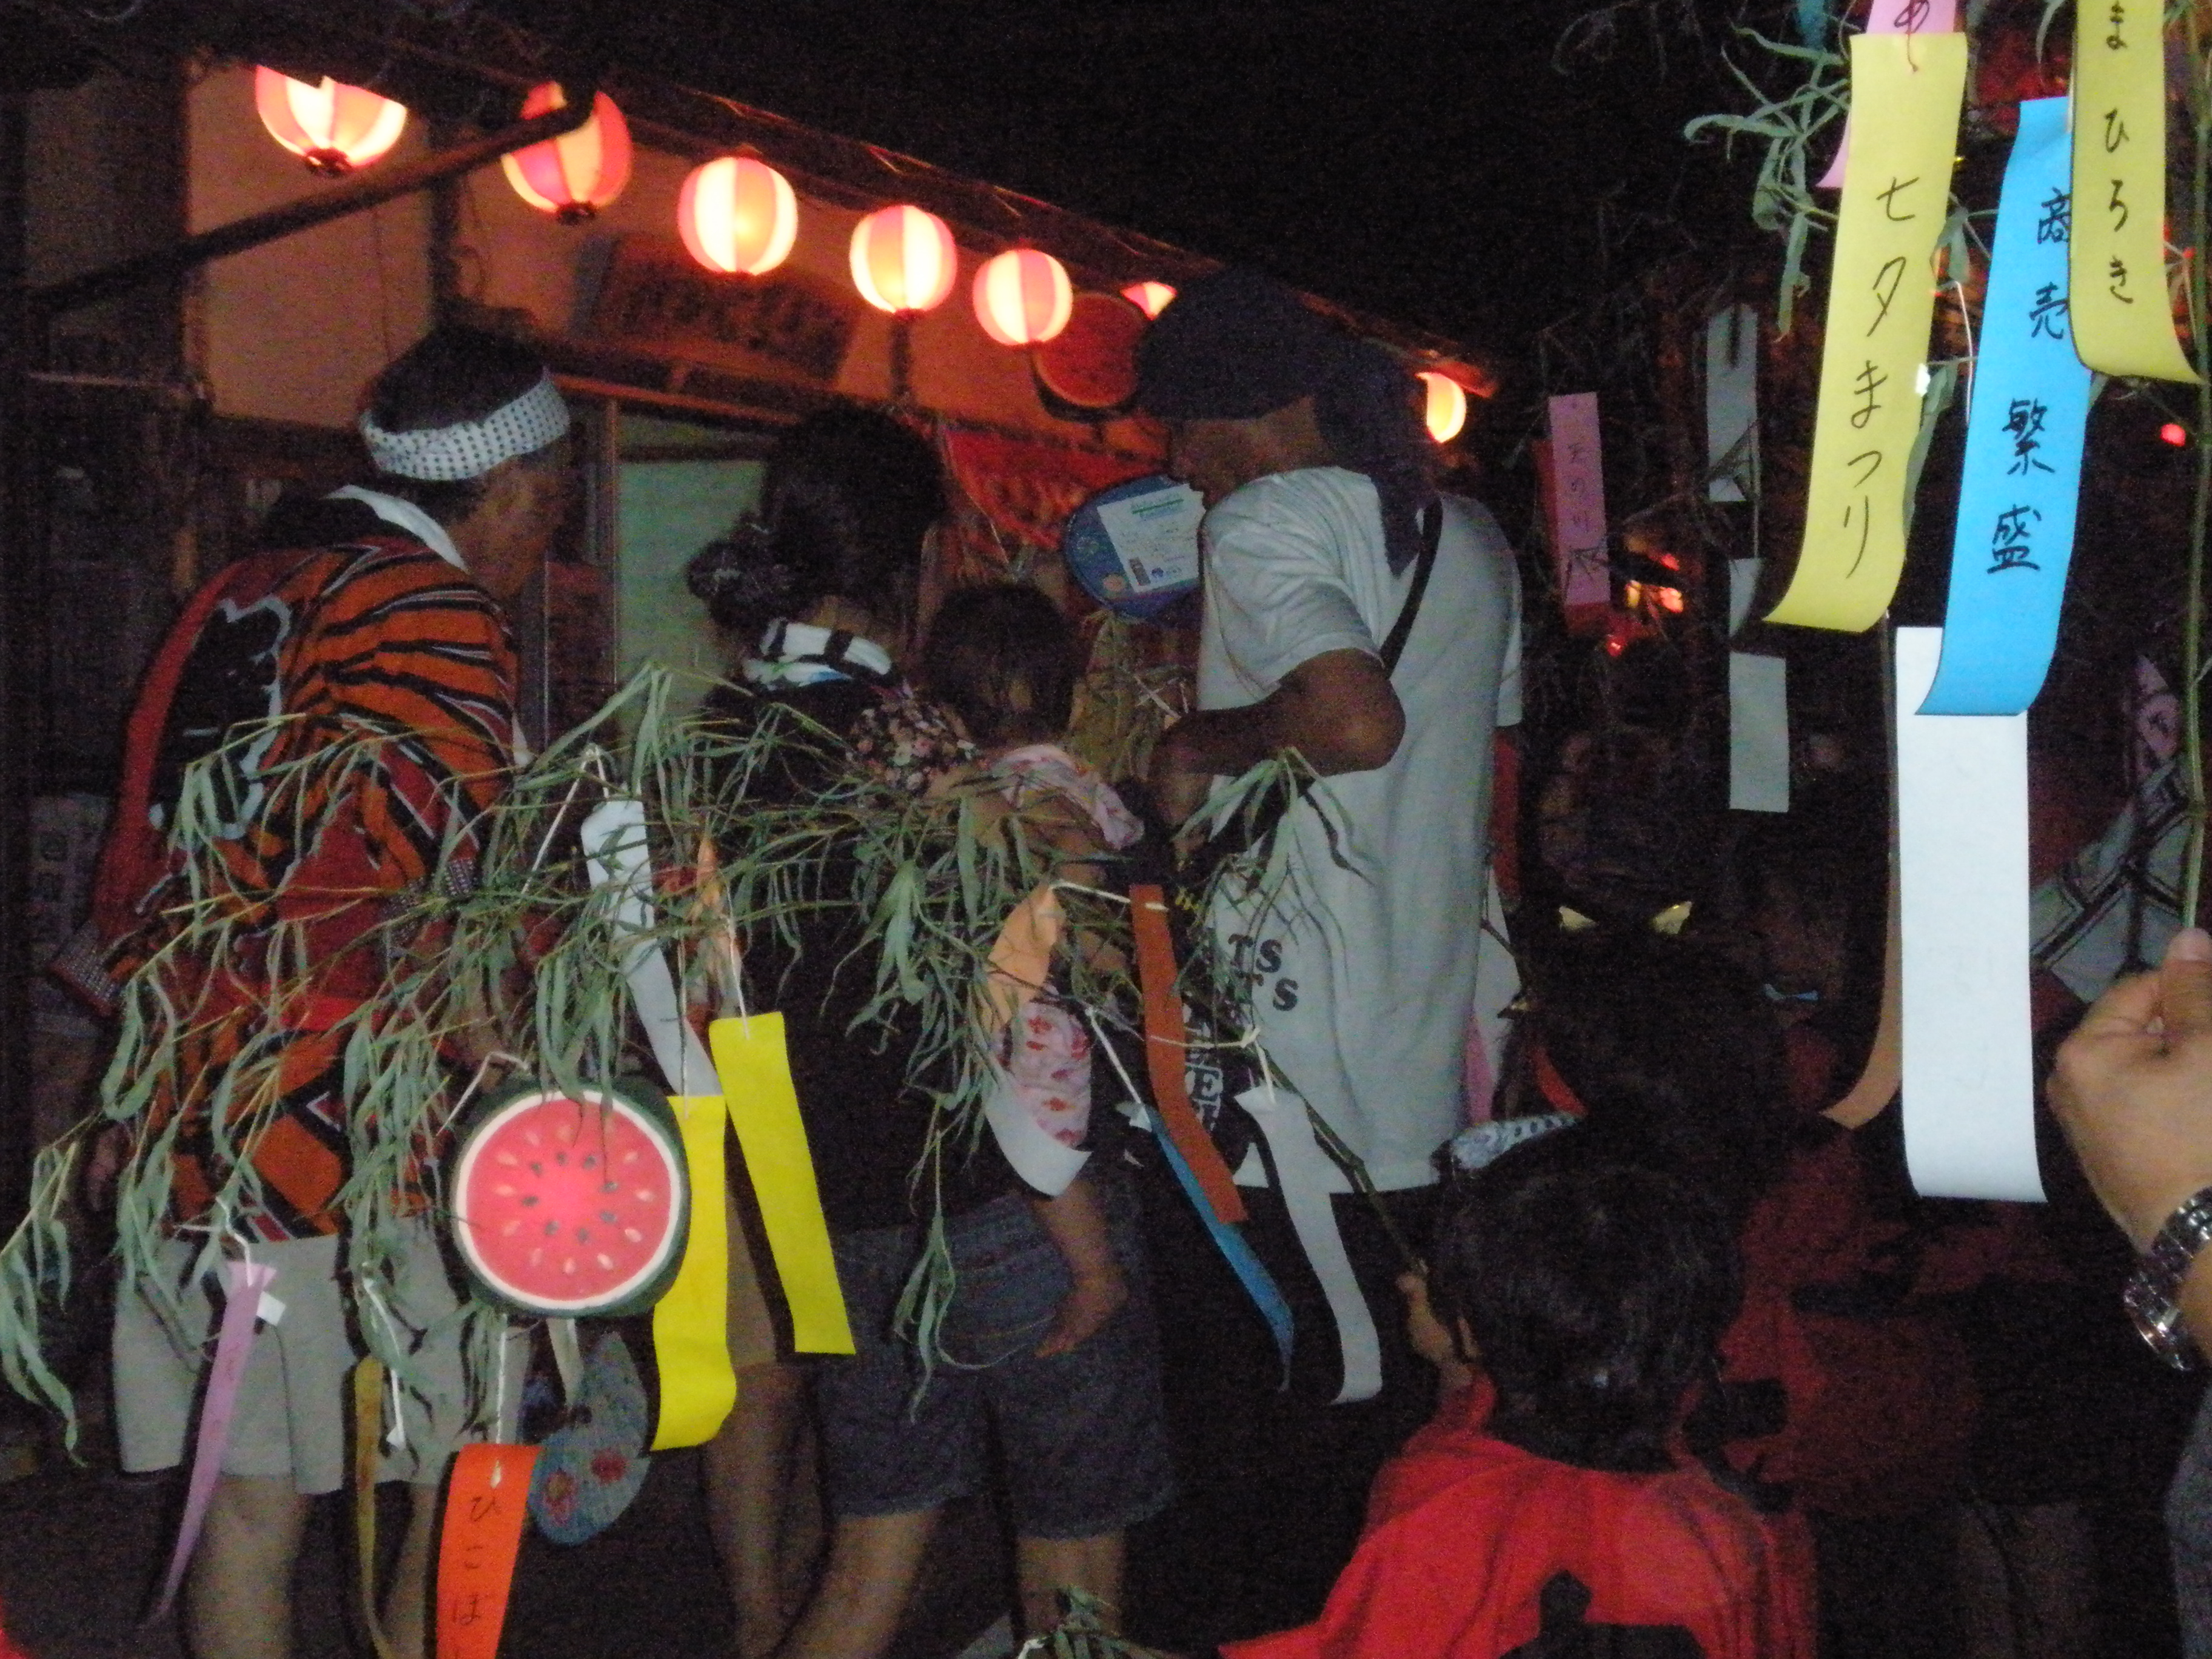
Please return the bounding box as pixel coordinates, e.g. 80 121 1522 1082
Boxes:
150 1258 278 1621
1545 393 1610 609
1817 0 1960 187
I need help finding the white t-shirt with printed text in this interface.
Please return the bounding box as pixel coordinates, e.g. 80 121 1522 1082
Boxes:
1197 467 1521 1193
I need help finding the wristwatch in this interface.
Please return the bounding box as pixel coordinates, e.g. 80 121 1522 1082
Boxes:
2125 1187 2212 1369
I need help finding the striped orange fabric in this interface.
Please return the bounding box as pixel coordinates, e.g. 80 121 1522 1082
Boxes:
112 535 518 1241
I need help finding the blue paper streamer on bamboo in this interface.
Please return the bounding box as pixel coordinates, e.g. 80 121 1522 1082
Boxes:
1139 1103 1295 1385
1921 98 2093 715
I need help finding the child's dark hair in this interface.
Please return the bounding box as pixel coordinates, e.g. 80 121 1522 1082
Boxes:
1531 929 1793 1223
1430 1129 1740 1472
686 409 943 640
920 583 1079 749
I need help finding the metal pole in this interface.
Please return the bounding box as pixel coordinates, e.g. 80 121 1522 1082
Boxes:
33 94 595 318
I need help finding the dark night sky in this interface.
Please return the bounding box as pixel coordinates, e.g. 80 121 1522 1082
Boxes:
572 0 1760 361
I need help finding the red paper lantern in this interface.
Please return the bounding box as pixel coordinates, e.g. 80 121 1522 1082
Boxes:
679 156 798 276
973 249 1073 346
501 83 632 224
253 67 407 176
1121 281 1176 320
849 205 957 315
1418 370 1469 444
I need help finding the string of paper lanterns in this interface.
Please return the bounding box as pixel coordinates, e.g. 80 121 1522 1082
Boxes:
253 68 408 175
973 249 1073 346
244 71 1475 435
500 82 633 223
1417 370 1469 444
678 155 798 276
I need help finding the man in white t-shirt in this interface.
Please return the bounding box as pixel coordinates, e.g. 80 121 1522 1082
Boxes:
1125 267 1521 1647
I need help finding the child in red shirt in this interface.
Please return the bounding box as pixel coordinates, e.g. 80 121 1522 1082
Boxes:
1225 1133 1814 1659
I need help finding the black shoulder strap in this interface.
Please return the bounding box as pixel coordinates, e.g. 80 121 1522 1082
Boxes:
1378 498 1444 676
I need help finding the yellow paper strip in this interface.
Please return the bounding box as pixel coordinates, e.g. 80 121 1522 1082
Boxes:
351 1358 400 1659
2070 0 2200 382
648 1094 739 1450
1768 32 1968 633
711 1014 856 1355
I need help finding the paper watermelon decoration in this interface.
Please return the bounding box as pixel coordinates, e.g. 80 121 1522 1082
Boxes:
451 1081 690 1319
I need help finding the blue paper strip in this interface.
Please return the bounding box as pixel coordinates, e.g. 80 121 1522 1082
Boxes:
1921 97 2093 715
1140 1106 1295 1386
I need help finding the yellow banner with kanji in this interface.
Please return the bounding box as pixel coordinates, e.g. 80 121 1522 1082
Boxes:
1768 31 1967 633
2070 0 2200 382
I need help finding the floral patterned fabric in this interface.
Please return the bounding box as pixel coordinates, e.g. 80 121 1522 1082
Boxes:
848 692 977 797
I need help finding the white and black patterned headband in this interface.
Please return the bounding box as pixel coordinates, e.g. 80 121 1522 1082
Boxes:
358 371 572 481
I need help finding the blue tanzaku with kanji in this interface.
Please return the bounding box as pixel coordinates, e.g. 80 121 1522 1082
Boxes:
1922 96 2093 714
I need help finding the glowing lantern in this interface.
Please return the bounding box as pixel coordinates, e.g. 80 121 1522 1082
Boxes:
1418 370 1469 444
1121 281 1176 320
679 156 798 276
501 83 632 224
2163 421 2191 447
849 205 958 315
973 249 1073 347
253 68 407 176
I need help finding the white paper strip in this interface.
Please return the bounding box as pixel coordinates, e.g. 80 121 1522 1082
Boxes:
1894 627 2044 1202
982 1065 1091 1198
1729 652 1791 814
1237 1085 1382 1404
581 796 719 1098
1464 870 1521 1122
1728 558 1765 638
1706 305 1759 501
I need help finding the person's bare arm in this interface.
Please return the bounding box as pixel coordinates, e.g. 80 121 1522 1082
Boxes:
1147 647 1406 827
2050 928 2212 1348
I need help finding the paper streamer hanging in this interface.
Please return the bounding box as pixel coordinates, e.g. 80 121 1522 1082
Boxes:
2070 0 2199 382
710 1014 855 1355
1768 31 1967 633
1815 0 1959 189
1705 304 1760 501
1729 654 1791 813
1463 871 1520 1123
1922 98 2093 714
980 883 1091 1198
582 800 734 1442
1238 1087 1382 1404
352 1359 401 1659
1894 627 2043 1202
435 1443 538 1659
1129 884 1247 1224
648 1095 740 1449
149 1258 277 1622
580 796 717 1097
1544 394 1611 614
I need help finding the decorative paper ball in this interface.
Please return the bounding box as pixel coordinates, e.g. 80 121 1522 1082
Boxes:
848 204 958 315
1121 281 1176 320
501 83 633 224
1418 370 1469 444
679 156 799 277
253 67 407 176
973 249 1073 347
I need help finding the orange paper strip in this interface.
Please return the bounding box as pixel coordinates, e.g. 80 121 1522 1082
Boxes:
1129 883 1246 1224
435 1443 538 1659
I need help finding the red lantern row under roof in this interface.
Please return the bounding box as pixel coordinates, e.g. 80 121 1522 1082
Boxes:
242 72 1469 423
